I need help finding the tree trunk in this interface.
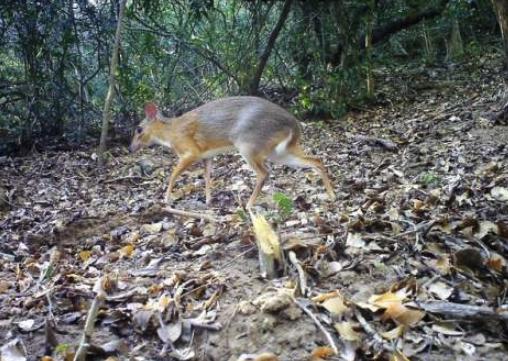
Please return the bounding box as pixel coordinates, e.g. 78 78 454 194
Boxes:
447 18 464 61
492 0 508 69
365 9 374 98
422 20 435 62
247 0 293 95
371 0 449 46
98 0 126 166
329 0 450 66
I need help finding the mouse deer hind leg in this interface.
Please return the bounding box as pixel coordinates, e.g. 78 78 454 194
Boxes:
236 143 269 209
281 143 336 200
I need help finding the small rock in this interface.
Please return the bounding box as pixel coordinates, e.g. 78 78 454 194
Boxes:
238 301 256 315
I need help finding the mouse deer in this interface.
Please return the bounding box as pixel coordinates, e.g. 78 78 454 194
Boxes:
129 96 335 208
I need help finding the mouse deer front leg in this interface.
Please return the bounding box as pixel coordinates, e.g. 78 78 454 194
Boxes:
204 159 213 206
165 138 200 203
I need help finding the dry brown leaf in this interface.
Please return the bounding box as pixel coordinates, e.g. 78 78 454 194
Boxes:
432 322 464 336
334 321 361 341
0 339 26 361
428 281 453 300
321 296 349 316
490 187 508 202
434 255 452 275
140 222 163 234
148 284 164 294
476 221 498 239
412 199 425 210
127 231 141 243
311 290 342 303
368 288 408 310
78 250 92 262
390 350 410 361
346 232 366 248
485 256 505 272
158 295 173 312
119 244 134 258
382 303 425 327
0 281 9 293
318 261 345 277
380 325 405 340
17 319 35 332
157 321 182 344
132 309 155 332
309 346 335 360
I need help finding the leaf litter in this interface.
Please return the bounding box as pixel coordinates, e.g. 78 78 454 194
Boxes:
1 57 508 360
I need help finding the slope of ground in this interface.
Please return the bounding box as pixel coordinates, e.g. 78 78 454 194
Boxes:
0 56 507 361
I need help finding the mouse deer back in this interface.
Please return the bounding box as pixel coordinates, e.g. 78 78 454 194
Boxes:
130 96 335 208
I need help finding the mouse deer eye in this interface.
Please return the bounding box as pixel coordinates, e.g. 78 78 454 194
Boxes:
136 127 143 134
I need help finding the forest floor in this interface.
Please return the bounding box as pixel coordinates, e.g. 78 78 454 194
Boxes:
1 56 508 361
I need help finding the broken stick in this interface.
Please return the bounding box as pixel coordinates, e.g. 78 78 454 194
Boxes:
73 276 107 361
288 251 308 297
412 301 508 321
163 206 220 222
294 298 339 355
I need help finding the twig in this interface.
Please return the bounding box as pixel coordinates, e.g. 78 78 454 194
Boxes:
73 276 107 361
187 318 222 331
225 305 239 357
157 312 175 356
395 219 437 239
102 175 145 184
294 298 339 355
219 246 256 270
411 301 508 321
163 206 220 223
352 134 398 151
288 251 307 297
355 309 396 353
45 293 55 321
0 252 15 261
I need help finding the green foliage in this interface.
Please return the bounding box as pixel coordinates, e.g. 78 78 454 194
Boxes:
0 0 502 154
236 208 248 222
55 343 71 354
419 172 441 187
273 192 294 220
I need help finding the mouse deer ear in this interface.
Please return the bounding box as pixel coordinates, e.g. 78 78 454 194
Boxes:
144 102 158 120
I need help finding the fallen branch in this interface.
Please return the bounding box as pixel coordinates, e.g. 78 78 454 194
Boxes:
163 206 220 223
102 175 145 184
395 219 437 239
294 298 339 355
250 212 282 279
0 252 15 261
352 135 398 151
73 276 107 361
187 318 222 331
489 99 508 123
288 251 308 297
157 313 176 356
411 301 508 321
354 309 390 352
